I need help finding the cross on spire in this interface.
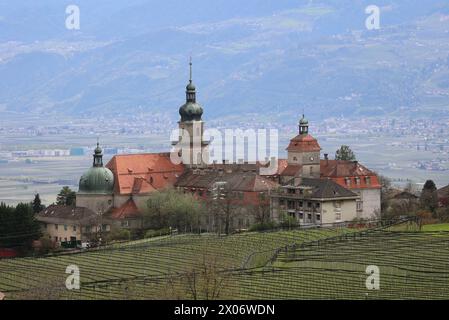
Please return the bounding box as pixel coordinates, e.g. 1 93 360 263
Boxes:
189 56 193 83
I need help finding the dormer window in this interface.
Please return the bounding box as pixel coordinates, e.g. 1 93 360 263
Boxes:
345 177 351 186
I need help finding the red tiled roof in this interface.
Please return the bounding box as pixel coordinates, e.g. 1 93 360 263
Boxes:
286 134 321 152
106 153 184 195
274 159 289 175
175 169 279 192
321 160 375 177
106 199 141 220
279 164 302 176
320 160 381 189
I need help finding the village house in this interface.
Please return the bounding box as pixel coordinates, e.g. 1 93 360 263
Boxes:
36 205 108 246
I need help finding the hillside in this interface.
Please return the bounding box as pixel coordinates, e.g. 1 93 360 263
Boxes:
1 1 449 120
2 222 449 299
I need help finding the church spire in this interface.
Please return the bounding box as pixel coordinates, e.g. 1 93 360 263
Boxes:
93 140 103 167
189 56 192 83
186 57 196 103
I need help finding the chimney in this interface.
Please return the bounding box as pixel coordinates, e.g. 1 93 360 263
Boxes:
324 153 329 165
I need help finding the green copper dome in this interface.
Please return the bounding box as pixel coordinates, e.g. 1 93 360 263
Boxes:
78 142 114 194
179 101 203 121
79 166 114 194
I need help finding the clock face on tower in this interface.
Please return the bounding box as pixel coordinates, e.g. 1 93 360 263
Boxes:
309 156 314 161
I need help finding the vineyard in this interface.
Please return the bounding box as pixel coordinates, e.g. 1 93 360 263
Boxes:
1 220 449 299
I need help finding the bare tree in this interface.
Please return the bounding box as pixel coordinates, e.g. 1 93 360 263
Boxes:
162 251 237 300
206 182 242 235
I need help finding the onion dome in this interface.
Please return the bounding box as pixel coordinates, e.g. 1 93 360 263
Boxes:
179 59 203 122
78 142 114 194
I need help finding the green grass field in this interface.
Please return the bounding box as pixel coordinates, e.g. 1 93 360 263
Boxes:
1 223 449 300
422 223 449 232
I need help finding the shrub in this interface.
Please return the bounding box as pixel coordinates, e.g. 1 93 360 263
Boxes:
416 210 437 225
278 213 298 229
144 228 171 238
106 229 131 242
249 221 277 232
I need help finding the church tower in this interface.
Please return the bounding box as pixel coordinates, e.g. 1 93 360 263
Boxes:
286 114 321 178
176 59 209 166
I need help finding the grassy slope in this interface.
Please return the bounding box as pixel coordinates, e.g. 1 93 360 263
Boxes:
2 224 448 300
0 227 351 299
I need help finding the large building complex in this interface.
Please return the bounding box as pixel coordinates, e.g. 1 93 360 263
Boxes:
37 63 381 243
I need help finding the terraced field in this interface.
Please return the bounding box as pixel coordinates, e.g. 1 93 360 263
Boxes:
0 227 351 299
232 229 449 299
2 222 448 300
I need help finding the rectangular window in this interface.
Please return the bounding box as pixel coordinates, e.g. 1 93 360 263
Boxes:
298 212 304 219
64 225 68 231
287 201 295 210
334 201 341 208
316 214 321 221
299 201 303 208
55 224 58 230
365 176 371 185
73 225 77 232
308 202 312 208
357 201 363 211
316 203 320 209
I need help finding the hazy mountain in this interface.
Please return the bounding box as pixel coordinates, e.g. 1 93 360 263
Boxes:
1 0 449 121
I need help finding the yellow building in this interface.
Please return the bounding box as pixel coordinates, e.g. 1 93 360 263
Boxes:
36 205 110 245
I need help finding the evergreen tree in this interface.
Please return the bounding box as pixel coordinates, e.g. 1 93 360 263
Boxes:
0 202 42 249
420 180 438 214
56 186 76 206
335 145 356 161
32 193 44 213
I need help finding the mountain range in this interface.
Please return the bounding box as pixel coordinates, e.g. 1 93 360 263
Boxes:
1 0 449 122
